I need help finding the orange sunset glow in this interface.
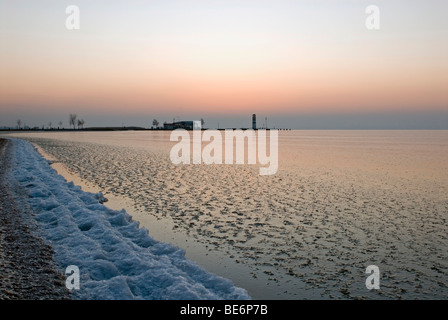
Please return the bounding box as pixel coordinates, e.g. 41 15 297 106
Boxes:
1 0 447 128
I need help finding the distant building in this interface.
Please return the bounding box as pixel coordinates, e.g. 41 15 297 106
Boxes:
163 121 199 130
252 114 256 130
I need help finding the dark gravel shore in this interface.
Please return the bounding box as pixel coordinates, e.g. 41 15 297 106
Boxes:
0 138 71 300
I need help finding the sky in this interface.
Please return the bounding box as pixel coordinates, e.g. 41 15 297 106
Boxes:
1 0 447 129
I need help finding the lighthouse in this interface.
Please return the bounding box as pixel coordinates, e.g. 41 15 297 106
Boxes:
252 114 256 130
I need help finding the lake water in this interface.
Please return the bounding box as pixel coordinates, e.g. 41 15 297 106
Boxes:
3 130 448 299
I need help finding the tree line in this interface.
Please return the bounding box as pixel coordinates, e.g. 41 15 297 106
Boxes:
13 115 205 130
14 114 85 130
69 114 85 129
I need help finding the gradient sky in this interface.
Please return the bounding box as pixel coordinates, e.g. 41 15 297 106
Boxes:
1 0 447 129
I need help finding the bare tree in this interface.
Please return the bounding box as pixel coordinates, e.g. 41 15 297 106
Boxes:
152 119 159 129
69 114 77 129
201 118 205 127
48 122 52 129
77 119 85 129
58 121 63 129
17 119 22 129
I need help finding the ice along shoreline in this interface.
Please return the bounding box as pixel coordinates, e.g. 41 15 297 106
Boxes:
5 138 250 300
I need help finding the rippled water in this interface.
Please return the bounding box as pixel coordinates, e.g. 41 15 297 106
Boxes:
3 130 448 299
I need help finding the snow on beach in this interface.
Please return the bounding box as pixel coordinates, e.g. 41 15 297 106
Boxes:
6 138 250 300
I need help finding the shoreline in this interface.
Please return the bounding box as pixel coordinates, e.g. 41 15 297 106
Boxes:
0 138 71 300
1 137 250 300
30 141 271 300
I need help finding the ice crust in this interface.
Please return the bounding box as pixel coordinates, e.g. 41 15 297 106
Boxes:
8 138 250 300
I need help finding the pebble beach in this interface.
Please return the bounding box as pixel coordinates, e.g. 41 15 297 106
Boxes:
0 138 70 299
